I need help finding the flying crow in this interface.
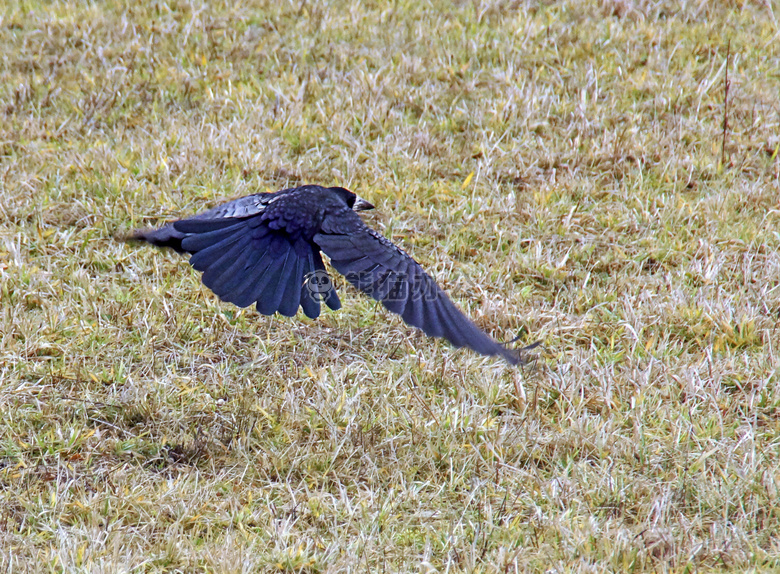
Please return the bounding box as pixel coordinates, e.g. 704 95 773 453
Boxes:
126 185 535 364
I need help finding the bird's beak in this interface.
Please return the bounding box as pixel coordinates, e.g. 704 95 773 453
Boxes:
353 196 375 212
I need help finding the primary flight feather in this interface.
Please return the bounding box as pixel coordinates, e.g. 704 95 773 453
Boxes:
126 184 534 364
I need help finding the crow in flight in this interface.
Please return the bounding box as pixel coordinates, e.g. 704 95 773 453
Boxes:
127 185 535 364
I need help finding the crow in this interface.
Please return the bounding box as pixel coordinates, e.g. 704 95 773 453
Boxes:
125 184 536 364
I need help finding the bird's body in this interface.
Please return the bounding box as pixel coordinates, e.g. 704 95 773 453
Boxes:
128 185 533 364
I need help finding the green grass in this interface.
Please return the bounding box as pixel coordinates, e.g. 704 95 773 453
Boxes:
2 0 779 571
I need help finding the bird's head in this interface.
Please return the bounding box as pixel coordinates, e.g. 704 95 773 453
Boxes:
329 186 374 212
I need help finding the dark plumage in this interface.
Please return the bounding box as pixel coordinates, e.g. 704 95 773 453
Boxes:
126 185 535 364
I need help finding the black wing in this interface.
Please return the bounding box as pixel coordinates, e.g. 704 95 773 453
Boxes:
313 211 525 364
131 204 341 319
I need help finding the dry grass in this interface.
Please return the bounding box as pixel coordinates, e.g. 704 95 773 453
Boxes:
2 0 780 571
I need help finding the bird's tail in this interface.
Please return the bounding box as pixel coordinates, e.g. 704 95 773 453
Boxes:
117 224 189 254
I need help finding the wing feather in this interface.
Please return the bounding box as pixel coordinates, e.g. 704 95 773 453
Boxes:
188 227 247 272
315 215 523 364
299 250 322 319
199 235 252 290
227 253 275 308
278 251 305 317
255 250 296 316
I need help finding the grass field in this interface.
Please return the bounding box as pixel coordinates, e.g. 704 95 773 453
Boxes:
2 1 779 571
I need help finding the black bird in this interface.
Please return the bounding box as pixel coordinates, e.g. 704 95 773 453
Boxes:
126 185 534 364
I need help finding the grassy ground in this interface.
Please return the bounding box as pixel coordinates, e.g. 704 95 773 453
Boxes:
1 0 779 571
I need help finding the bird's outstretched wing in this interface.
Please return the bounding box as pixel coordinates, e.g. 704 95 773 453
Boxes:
129 196 341 319
178 218 339 319
313 210 525 364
